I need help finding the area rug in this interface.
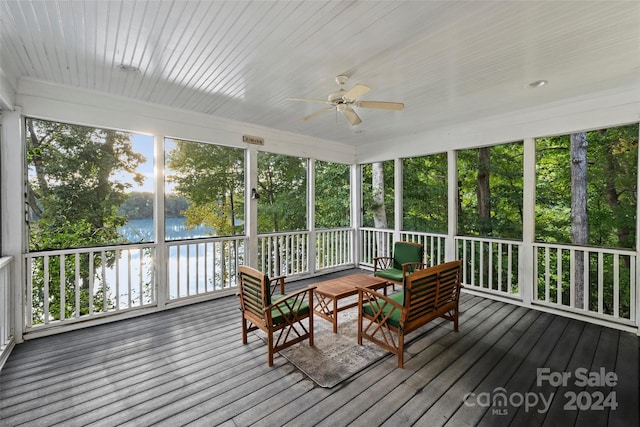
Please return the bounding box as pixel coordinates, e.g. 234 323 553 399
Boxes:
255 299 389 388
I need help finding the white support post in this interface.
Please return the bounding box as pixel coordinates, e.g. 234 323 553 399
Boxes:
394 158 403 242
447 150 457 262
351 163 362 267
636 126 640 335
246 147 259 268
154 134 167 309
307 159 316 275
521 138 536 306
1 109 24 343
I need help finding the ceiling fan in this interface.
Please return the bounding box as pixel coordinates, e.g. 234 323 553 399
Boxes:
287 75 404 126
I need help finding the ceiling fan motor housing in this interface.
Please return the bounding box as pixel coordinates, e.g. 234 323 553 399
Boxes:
328 90 347 104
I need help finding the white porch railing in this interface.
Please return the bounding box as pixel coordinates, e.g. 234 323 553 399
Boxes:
456 236 522 298
359 228 394 267
258 231 310 278
257 228 354 278
166 236 246 301
401 231 447 267
17 228 638 338
358 228 447 268
22 228 355 333
315 228 354 271
0 256 14 370
533 242 636 325
24 244 156 330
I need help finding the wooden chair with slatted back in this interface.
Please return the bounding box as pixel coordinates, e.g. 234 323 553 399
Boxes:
359 260 462 368
238 265 315 366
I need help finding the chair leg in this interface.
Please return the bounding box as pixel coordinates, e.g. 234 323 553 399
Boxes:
397 334 404 368
241 316 248 344
454 302 459 332
309 310 314 347
357 308 363 346
267 331 274 367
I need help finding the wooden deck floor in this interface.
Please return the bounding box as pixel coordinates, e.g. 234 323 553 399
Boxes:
1 270 638 426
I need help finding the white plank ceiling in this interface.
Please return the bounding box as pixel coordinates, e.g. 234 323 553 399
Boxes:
1 0 639 146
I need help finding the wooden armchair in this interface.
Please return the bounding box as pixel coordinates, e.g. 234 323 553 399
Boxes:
373 241 424 286
238 265 315 366
358 260 462 368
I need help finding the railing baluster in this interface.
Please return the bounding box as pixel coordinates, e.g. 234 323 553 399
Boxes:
556 247 562 305
60 255 66 320
544 246 550 303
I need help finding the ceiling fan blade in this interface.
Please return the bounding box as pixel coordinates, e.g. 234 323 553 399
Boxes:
342 84 370 102
301 106 334 121
342 108 362 126
356 101 405 110
287 97 330 104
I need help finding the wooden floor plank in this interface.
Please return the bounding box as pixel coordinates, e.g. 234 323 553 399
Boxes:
416 309 544 426
0 268 638 427
540 322 603 426
443 311 556 427
294 298 499 427
574 327 620 427
608 331 640 427
373 305 525 427
318 301 515 427
497 318 586 426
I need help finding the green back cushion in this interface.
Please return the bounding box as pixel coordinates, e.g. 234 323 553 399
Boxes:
393 242 422 269
362 291 404 328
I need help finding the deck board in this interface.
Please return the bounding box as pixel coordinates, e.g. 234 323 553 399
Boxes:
1 270 638 427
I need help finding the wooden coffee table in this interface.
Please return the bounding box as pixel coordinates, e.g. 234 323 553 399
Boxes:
312 274 388 333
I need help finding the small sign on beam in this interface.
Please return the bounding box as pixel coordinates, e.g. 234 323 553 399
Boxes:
243 134 264 145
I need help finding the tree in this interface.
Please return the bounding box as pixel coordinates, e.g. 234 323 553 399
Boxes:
257 153 307 233
570 132 588 308
457 143 523 239
315 161 350 228
166 140 245 236
477 147 492 235
402 154 448 233
26 118 146 321
372 162 388 229
27 119 145 250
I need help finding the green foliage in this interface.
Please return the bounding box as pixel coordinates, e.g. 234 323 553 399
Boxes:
26 118 148 324
315 161 350 228
535 123 638 249
457 142 524 239
257 152 307 233
27 118 145 250
166 140 245 236
402 153 448 233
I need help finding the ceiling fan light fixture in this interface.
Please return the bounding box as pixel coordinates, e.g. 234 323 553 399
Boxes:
287 75 403 126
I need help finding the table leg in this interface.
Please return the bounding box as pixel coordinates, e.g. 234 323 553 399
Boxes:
332 297 338 333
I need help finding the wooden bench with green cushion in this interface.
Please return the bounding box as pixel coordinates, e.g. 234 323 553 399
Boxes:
373 241 424 285
358 260 462 368
238 265 315 366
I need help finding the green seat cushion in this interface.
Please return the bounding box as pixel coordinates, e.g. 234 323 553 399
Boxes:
270 296 310 325
393 242 423 269
375 268 404 283
362 291 404 328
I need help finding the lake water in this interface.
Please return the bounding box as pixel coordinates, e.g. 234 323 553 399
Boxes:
119 217 216 242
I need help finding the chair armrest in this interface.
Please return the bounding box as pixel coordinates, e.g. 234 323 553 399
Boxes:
373 256 394 272
266 286 315 312
269 275 286 296
401 262 425 277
